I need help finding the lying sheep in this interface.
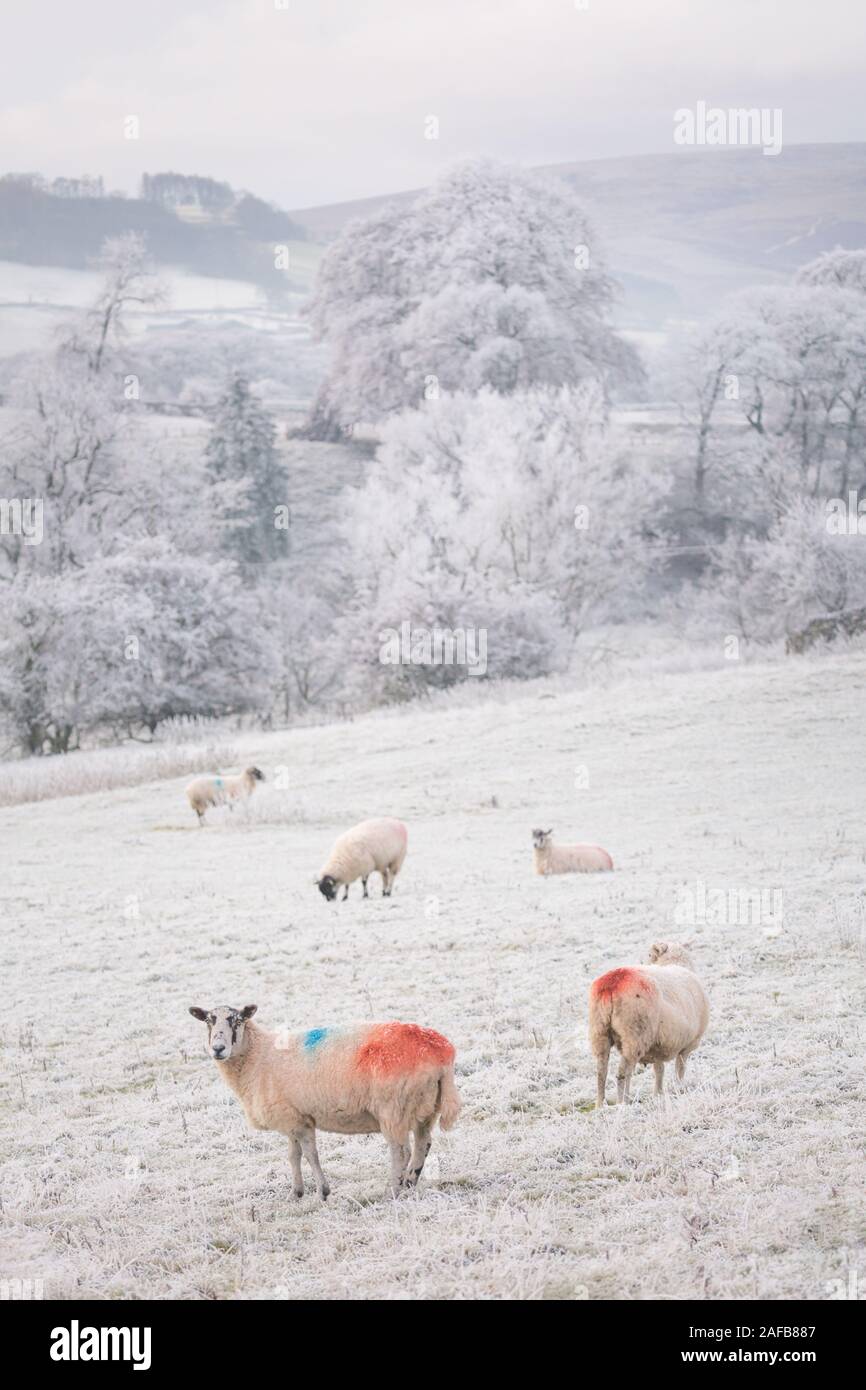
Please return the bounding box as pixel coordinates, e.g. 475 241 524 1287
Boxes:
188 1004 461 1197
589 940 709 1107
317 816 408 901
532 827 613 874
185 766 264 826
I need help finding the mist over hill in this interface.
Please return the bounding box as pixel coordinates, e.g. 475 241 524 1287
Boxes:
4 145 865 334
0 171 306 295
289 143 866 328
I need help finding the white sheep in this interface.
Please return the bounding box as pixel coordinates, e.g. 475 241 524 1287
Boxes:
532 827 613 874
589 940 709 1107
317 816 408 901
185 766 265 825
188 1005 461 1197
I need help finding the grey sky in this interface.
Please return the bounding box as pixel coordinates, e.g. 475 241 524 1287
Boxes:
2 0 864 208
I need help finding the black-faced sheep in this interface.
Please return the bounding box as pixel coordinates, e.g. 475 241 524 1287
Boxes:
317 817 408 901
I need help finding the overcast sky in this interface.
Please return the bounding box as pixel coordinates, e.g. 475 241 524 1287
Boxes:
2 0 864 209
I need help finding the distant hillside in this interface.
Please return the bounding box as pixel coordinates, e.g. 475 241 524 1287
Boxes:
289 144 866 328
0 174 306 293
5 145 865 331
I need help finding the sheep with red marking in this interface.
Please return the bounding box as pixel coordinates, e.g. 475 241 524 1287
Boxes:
317 816 408 901
588 941 709 1107
188 1005 460 1197
532 827 613 874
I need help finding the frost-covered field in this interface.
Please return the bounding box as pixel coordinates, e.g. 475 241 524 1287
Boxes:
1 651 864 1301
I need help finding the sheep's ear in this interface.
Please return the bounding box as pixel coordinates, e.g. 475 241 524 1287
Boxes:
648 942 668 962
189 1006 209 1022
546 828 553 835
240 1004 258 1020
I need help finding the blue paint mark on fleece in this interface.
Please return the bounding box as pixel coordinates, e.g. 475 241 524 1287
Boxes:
214 777 223 787
303 1028 329 1051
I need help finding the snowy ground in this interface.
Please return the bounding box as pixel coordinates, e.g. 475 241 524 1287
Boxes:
1 651 864 1301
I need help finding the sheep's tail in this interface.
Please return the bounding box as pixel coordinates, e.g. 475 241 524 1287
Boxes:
587 993 616 1055
437 1065 462 1131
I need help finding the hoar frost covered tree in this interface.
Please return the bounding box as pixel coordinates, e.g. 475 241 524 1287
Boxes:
0 236 280 753
675 281 866 509
337 385 664 703
694 498 866 644
306 159 643 438
74 232 165 374
204 374 286 569
667 251 866 647
794 248 866 294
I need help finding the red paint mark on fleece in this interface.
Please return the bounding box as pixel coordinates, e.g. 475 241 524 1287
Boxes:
591 967 653 1002
354 1022 455 1077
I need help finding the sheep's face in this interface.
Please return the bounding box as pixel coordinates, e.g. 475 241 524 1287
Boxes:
647 941 693 968
317 875 339 901
247 767 265 782
532 828 553 850
189 1004 257 1061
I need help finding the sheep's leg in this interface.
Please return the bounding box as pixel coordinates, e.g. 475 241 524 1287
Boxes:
616 1057 627 1103
288 1137 304 1199
595 1040 611 1109
297 1128 330 1200
676 1050 692 1084
403 1122 433 1190
196 811 205 828
400 1141 411 1176
341 884 349 902
387 1139 408 1195
619 1058 636 1104
653 1061 665 1096
361 877 369 898
381 867 392 897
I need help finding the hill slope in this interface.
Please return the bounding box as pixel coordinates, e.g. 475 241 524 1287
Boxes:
290 143 866 327
1 650 863 1299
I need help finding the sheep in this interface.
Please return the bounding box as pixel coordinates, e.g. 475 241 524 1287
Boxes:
185 766 265 825
589 940 709 1108
317 816 408 901
188 1004 461 1197
532 827 613 875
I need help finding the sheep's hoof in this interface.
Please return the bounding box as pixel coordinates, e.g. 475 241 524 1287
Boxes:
292 1186 304 1200
319 1185 331 1201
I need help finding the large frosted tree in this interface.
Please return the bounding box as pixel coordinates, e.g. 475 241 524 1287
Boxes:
305 159 642 438
336 385 664 703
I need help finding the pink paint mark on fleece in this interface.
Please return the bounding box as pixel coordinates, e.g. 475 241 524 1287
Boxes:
354 1022 455 1078
592 845 614 870
591 967 654 1003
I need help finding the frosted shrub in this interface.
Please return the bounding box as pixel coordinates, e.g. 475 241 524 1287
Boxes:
337 385 662 704
699 498 866 643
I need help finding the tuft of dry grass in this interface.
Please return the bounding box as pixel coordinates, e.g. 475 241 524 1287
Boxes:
0 741 238 808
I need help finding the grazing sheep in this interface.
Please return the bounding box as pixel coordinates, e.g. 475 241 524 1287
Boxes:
188 1005 461 1197
185 766 265 825
589 941 709 1108
317 816 408 901
532 827 613 874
